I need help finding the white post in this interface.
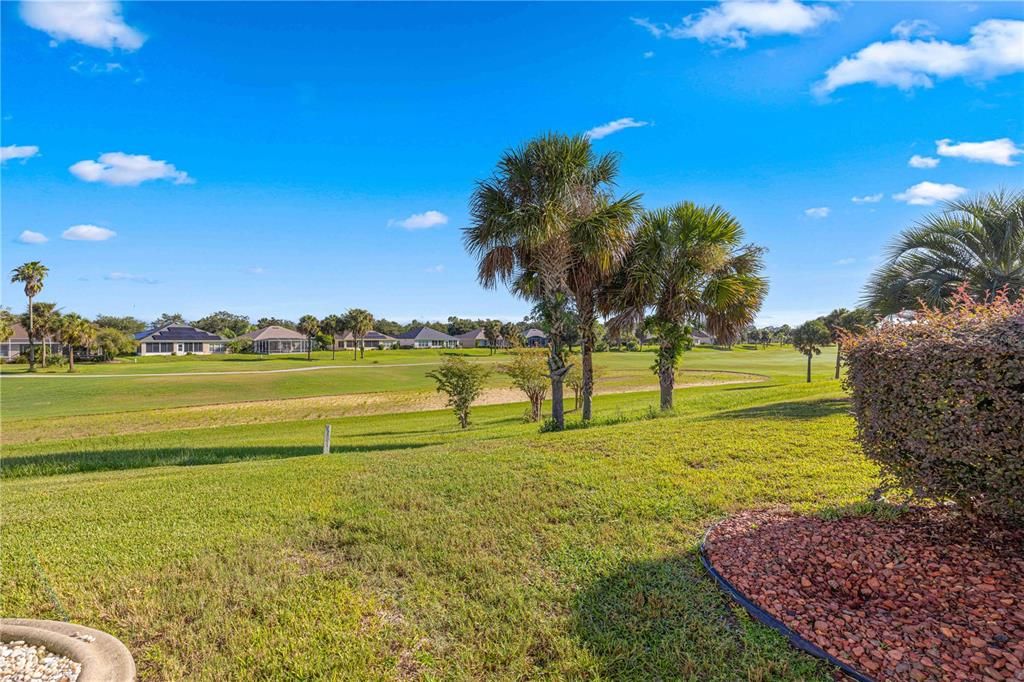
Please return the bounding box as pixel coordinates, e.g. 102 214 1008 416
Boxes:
322 424 332 454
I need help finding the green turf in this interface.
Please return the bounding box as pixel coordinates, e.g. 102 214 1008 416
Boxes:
1 345 868 680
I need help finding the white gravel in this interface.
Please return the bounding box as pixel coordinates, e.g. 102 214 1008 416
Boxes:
0 640 81 682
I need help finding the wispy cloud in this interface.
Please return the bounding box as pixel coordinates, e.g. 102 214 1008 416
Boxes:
890 19 938 40
834 257 856 265
893 181 968 206
70 152 194 186
908 154 940 169
388 210 448 230
17 230 48 244
20 0 146 50
105 271 157 284
643 50 655 59
245 266 266 275
585 117 650 140
804 206 830 218
815 19 1024 96
62 224 117 241
1 144 40 163
936 138 1022 166
851 193 883 204
424 265 445 273
633 0 836 49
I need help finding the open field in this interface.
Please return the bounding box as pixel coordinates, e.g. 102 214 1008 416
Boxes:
0 346 869 680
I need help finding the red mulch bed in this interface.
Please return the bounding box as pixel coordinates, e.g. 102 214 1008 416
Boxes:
704 508 1024 681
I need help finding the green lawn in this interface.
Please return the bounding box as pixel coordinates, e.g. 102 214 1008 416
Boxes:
0 345 870 680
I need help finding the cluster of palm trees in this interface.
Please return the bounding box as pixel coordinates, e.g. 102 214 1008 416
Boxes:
6 261 100 372
465 133 769 429
299 308 375 361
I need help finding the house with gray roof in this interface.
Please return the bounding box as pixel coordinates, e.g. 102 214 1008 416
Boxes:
238 325 309 354
335 330 398 350
134 324 227 355
524 328 548 348
456 327 505 349
1 322 62 361
395 326 460 349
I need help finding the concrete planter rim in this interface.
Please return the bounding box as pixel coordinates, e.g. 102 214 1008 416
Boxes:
1 618 136 682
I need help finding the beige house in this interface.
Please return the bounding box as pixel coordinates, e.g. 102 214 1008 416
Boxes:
1 322 62 361
456 328 505 349
238 325 309 354
335 330 398 350
135 324 228 355
396 326 460 349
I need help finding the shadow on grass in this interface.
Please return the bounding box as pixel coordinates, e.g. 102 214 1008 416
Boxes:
711 398 850 421
2 442 432 479
573 552 829 680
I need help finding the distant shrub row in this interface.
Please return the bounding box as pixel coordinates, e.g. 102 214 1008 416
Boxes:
843 288 1024 526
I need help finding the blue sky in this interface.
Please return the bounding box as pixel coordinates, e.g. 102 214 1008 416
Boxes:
2 1 1022 326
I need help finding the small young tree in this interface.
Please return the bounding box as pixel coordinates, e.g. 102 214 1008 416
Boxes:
565 361 583 411
426 357 490 428
501 349 549 421
297 315 320 361
792 319 831 382
94 327 137 360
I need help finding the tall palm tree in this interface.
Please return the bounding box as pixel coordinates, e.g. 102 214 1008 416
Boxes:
483 320 502 355
606 202 768 410
344 308 374 360
297 315 320 361
10 261 48 372
464 132 639 430
59 313 96 373
865 190 1024 314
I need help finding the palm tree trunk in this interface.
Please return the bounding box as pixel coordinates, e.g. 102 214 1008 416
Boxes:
67 343 75 373
806 354 812 383
332 340 336 360
360 339 365 359
658 342 675 411
353 340 358 360
307 338 312 361
834 342 842 380
578 299 595 422
27 295 36 372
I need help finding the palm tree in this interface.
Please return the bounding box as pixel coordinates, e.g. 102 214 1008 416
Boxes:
606 202 768 410
483 320 502 355
297 315 320 361
823 307 874 379
864 190 1024 314
792 319 831 383
464 132 639 430
321 314 343 360
10 261 48 371
24 302 60 367
0 308 14 346
341 309 373 360
59 313 96 373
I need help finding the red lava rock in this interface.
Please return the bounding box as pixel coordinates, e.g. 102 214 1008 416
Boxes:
704 508 1024 682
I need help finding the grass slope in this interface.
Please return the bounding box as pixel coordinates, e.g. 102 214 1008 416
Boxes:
1 347 869 680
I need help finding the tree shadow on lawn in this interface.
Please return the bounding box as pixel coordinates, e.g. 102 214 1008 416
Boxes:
709 398 850 422
2 442 433 479
573 551 827 680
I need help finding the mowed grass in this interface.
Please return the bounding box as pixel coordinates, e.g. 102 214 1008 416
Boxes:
0 345 801 420
0 346 870 680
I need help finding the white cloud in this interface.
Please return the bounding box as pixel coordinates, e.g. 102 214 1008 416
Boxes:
388 210 448 230
893 181 968 206
834 257 856 265
62 224 117 241
1 145 40 163
20 0 145 50
851 193 883 204
424 265 445 273
815 19 1024 96
643 51 655 59
585 117 650 140
804 206 830 218
891 19 938 41
633 0 836 49
908 154 940 169
105 271 156 284
69 152 193 186
245 266 266 275
17 230 48 244
936 137 1022 166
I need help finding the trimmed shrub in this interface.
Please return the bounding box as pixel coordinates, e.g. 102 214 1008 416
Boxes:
842 288 1024 525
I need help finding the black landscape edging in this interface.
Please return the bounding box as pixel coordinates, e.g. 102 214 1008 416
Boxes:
699 524 875 682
